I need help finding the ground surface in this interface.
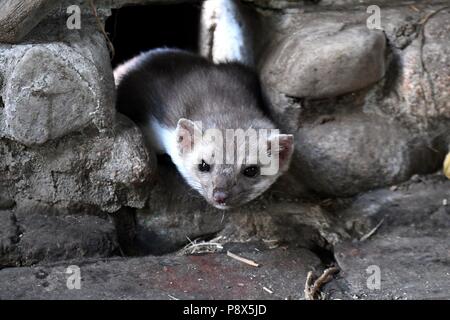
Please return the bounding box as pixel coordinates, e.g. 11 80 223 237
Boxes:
0 174 448 300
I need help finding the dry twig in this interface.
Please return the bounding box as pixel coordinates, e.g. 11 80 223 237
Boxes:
227 251 259 267
359 218 385 242
179 236 224 255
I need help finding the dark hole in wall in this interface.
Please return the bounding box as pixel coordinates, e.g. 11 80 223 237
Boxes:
105 3 202 68
0 96 4 108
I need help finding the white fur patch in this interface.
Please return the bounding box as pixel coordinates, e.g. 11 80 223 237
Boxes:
202 0 250 65
148 118 203 192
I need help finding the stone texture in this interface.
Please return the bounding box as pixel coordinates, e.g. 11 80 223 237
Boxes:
332 174 450 299
255 1 450 141
260 26 386 99
369 7 450 131
0 208 118 267
0 114 153 213
0 0 60 43
0 5 156 267
2 27 114 145
0 114 153 266
0 245 325 300
293 114 443 196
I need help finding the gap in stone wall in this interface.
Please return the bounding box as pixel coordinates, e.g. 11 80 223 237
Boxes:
105 2 202 68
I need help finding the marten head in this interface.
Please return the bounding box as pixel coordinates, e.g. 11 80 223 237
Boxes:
174 118 294 209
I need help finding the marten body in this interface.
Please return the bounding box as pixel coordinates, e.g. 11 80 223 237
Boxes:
115 49 293 209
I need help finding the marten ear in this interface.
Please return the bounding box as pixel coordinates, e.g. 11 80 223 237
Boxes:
175 118 202 155
268 134 294 172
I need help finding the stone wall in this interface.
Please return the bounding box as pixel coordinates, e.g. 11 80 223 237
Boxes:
0 1 155 265
0 0 449 299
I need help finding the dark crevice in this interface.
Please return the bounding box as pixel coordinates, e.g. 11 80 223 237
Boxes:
309 243 337 267
105 2 202 68
111 206 140 256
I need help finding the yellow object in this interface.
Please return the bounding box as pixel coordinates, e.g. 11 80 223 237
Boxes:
444 152 450 179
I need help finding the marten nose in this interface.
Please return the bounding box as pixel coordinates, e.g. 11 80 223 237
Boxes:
213 189 229 204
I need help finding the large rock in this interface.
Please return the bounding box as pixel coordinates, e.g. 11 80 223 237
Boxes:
294 114 443 196
260 25 386 99
0 114 153 214
1 26 114 146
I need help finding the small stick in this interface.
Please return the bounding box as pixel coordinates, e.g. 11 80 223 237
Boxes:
263 287 273 294
360 218 385 242
179 236 224 255
227 251 259 267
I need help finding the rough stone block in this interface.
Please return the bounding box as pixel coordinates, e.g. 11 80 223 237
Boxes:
0 208 118 267
260 25 386 99
0 115 154 213
293 114 443 196
2 30 114 145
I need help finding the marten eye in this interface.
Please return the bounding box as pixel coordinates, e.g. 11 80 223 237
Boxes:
198 160 211 172
243 166 260 178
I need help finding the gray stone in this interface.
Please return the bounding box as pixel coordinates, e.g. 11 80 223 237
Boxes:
0 195 15 210
368 8 450 131
0 114 154 213
293 114 443 196
243 0 429 8
0 208 118 267
2 29 114 145
260 25 386 99
0 0 60 43
255 5 450 143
